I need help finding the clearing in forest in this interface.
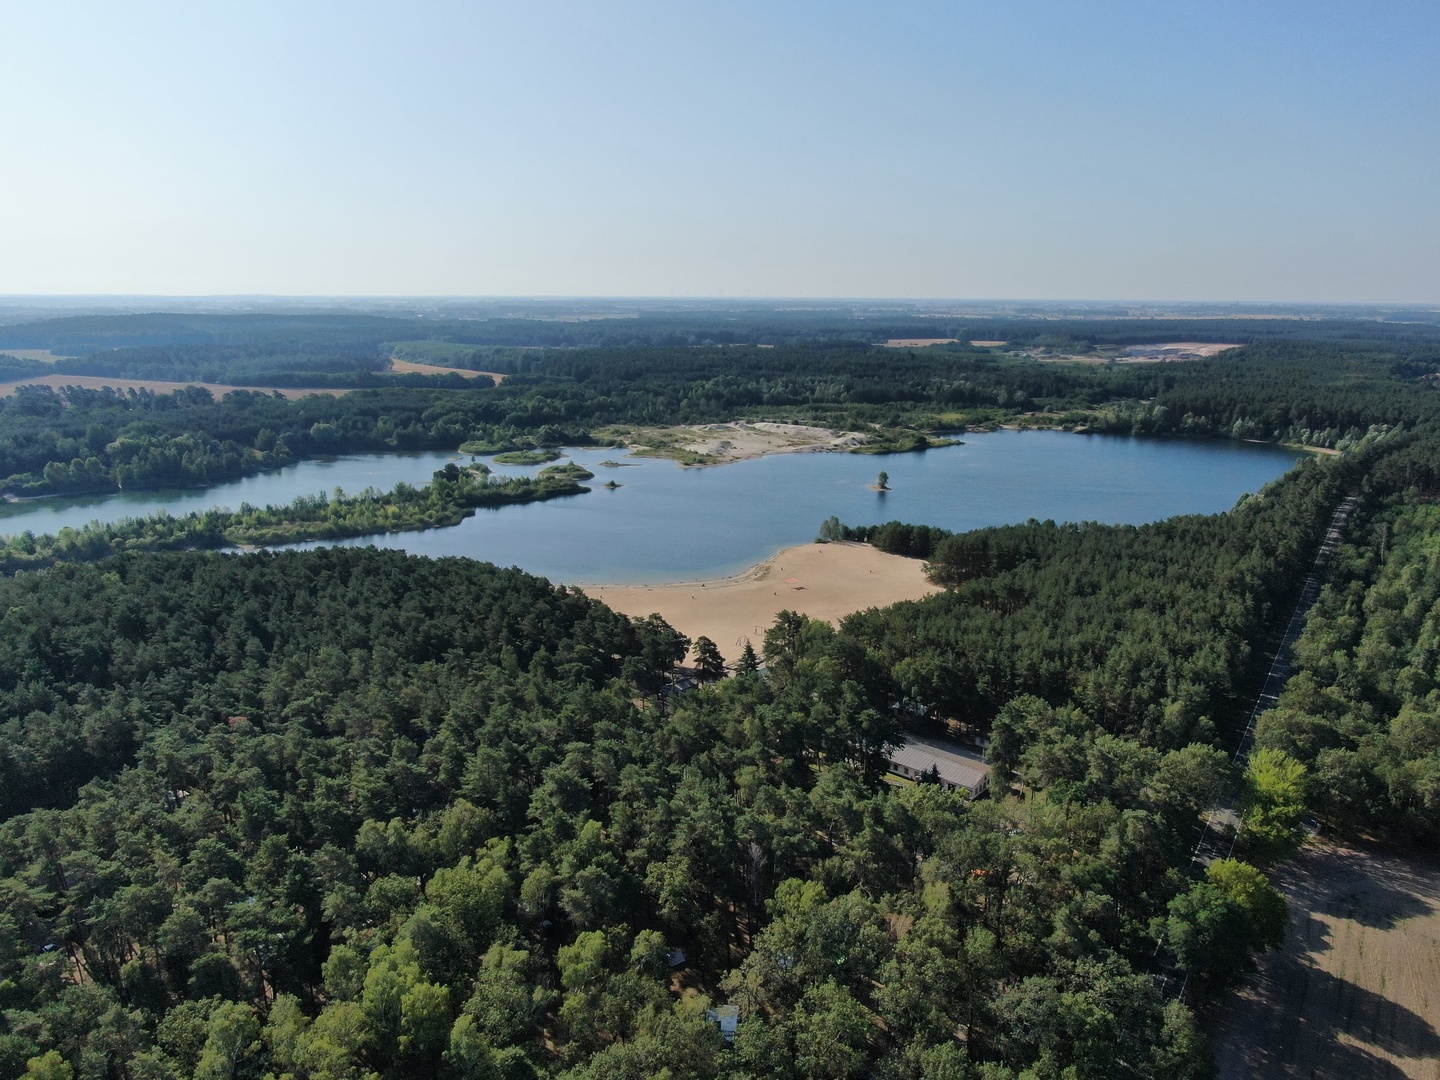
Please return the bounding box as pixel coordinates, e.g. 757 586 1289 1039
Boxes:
1212 841 1440 1080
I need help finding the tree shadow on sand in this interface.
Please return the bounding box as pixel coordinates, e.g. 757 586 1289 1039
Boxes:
1281 845 1437 931
1221 954 1440 1078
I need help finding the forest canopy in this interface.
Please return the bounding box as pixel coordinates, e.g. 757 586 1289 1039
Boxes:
1 311 1437 1077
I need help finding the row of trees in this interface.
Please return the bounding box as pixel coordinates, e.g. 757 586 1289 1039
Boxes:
5 307 1434 355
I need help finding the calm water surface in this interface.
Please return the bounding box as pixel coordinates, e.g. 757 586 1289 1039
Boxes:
0 432 1304 584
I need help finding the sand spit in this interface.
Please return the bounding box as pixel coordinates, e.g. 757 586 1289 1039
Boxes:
582 541 939 662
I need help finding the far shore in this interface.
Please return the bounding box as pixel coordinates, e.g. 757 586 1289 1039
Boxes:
580 541 939 664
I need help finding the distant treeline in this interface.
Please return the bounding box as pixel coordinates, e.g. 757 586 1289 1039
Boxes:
1 329 1439 497
4 308 1439 354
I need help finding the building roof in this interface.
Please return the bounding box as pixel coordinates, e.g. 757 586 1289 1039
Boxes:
889 735 991 792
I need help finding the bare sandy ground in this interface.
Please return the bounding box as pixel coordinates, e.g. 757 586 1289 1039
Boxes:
608 421 872 465
883 338 958 347
1128 341 1240 357
388 358 505 382
1213 841 1440 1080
1120 342 1241 362
582 541 938 662
1029 342 1242 365
0 374 349 399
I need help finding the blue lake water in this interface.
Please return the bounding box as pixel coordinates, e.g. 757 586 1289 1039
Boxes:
0 432 1304 584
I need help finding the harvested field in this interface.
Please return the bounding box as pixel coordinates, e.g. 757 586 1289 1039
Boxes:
0 374 349 399
388 358 504 382
0 349 66 361
1213 841 1440 1080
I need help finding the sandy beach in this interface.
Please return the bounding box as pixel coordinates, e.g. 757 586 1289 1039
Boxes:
582 541 939 663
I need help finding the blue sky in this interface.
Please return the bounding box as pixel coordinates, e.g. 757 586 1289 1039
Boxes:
1 1 1435 301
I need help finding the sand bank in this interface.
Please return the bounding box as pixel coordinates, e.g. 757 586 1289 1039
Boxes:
582 541 939 663
603 421 872 466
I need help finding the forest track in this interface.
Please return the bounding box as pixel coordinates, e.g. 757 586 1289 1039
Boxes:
1153 494 1359 1000
1203 494 1358 860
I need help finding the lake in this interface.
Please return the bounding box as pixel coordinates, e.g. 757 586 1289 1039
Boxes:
0 431 1305 584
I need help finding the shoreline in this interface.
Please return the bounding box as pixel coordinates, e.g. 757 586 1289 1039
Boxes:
580 541 940 660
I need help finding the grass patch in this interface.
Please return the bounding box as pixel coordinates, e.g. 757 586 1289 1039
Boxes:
492 449 562 465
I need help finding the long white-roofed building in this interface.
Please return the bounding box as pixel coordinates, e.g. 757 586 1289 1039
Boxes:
887 735 991 798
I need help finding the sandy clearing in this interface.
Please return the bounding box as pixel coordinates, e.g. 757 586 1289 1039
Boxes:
608 421 872 466
389 358 506 382
1124 342 1241 359
1123 339 1238 357
0 374 350 399
883 338 958 347
1213 841 1440 1080
581 541 939 663
969 340 1007 347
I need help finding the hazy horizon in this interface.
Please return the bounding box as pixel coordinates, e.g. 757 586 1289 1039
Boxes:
3 2 1436 303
